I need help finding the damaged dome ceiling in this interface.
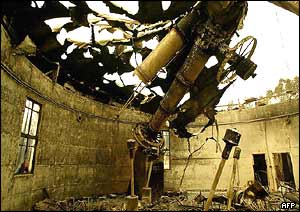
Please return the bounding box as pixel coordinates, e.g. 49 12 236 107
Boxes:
3 1 298 115
1 1 197 114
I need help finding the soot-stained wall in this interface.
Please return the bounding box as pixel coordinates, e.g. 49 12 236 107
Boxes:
1 25 151 211
164 99 299 192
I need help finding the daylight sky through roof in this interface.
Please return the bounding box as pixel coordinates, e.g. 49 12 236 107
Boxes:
45 1 299 106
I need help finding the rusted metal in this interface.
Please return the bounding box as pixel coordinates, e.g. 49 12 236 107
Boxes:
149 38 210 132
217 36 257 83
148 1 249 134
132 2 250 154
223 128 241 146
175 2 201 42
233 147 241 159
222 128 241 159
132 123 164 158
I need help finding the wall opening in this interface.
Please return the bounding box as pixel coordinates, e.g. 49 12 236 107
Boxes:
252 154 269 187
15 98 41 175
162 130 170 170
150 161 164 202
273 152 296 189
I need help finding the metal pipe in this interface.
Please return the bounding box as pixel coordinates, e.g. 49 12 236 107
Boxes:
127 139 137 197
131 158 135 196
146 160 153 187
134 28 184 84
145 155 149 184
227 147 241 210
149 37 210 132
204 129 241 211
204 158 226 211
134 2 202 84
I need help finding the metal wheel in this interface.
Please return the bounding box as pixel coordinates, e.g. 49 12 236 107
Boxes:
132 123 164 150
217 36 257 84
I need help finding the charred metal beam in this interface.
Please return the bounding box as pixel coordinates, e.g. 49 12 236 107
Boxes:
149 38 210 132
105 1 197 24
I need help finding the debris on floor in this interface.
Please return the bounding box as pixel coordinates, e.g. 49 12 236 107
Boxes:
33 194 127 211
32 188 299 211
230 181 299 211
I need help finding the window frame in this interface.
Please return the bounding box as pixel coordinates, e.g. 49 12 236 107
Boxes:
15 97 41 175
162 130 171 170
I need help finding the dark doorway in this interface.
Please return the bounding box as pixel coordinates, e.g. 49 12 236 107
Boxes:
149 161 164 202
130 147 147 197
128 147 164 202
273 152 296 189
253 154 269 187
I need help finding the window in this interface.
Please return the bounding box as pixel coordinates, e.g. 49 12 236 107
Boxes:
15 98 41 174
162 130 170 170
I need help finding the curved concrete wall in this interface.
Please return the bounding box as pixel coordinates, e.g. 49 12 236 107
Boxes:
2 23 299 211
1 25 151 211
164 99 299 192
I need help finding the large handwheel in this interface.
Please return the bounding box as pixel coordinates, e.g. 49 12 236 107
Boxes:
132 123 164 150
217 36 257 84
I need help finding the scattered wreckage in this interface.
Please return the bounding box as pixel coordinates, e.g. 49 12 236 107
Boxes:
4 1 298 211
33 183 299 211
132 1 257 159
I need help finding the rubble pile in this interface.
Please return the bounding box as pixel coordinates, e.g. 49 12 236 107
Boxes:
139 191 203 211
232 181 299 211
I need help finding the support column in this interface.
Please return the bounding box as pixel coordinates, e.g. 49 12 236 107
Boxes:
204 129 241 211
126 139 138 211
142 157 154 204
227 147 241 210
